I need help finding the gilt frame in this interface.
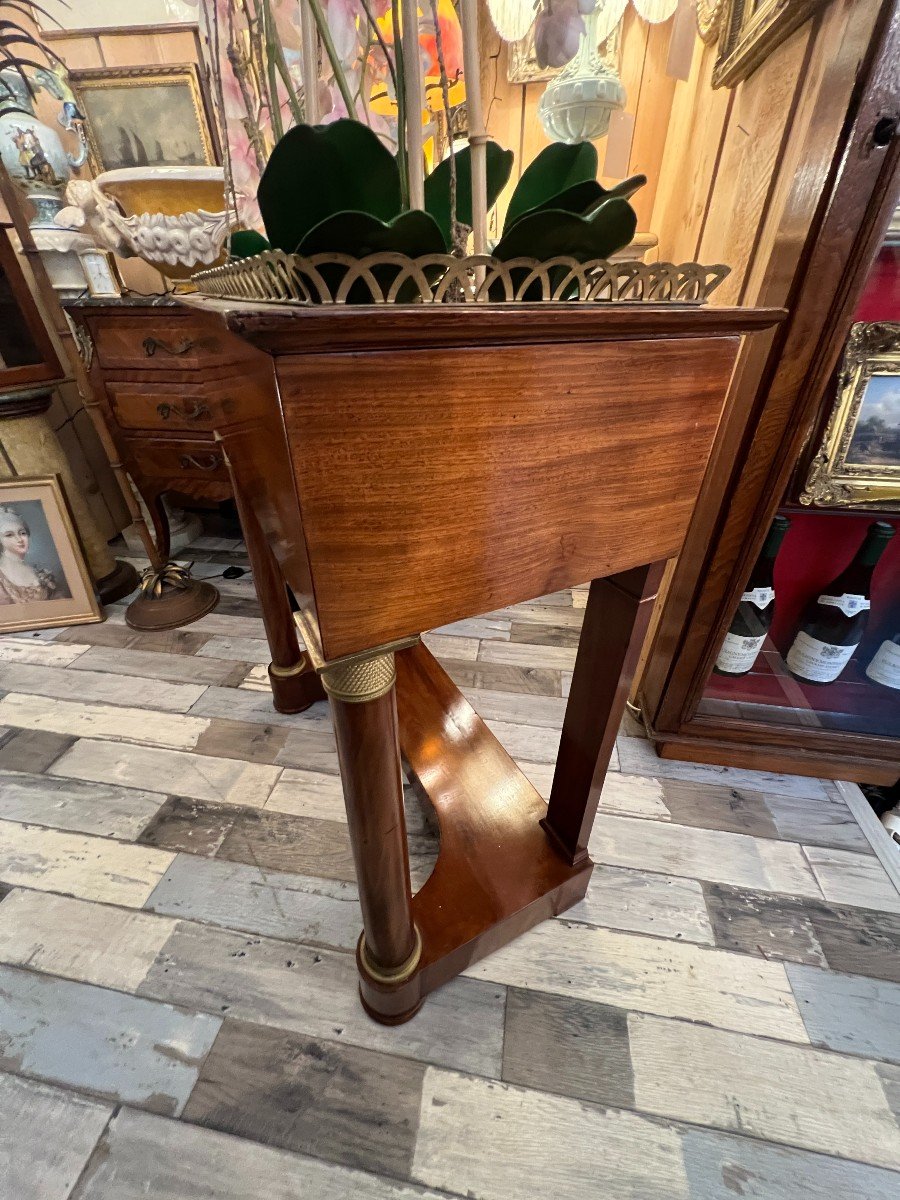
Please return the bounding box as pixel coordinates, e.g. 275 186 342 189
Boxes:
801 322 900 511
712 0 829 88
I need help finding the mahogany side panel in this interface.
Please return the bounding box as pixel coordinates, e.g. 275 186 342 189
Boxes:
277 335 741 659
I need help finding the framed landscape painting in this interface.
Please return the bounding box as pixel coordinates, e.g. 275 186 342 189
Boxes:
801 323 900 511
69 63 219 173
0 476 101 633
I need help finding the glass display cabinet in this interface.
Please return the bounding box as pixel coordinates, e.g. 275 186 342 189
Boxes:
637 7 900 785
701 238 900 743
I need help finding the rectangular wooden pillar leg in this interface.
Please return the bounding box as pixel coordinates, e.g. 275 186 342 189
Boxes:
543 560 667 865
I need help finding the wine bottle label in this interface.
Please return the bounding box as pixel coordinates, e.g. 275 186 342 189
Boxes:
716 631 766 674
817 593 870 617
866 640 900 690
740 587 775 609
786 631 858 682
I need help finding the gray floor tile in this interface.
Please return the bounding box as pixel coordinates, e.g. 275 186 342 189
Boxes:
0 963 220 1115
412 1067 691 1199
146 853 361 950
193 717 290 764
70 644 249 688
812 903 900 984
0 889 177 991
804 846 900 914
72 1107 445 1199
138 796 237 856
629 1013 900 1170
0 770 166 840
139 919 505 1076
681 1125 900 1199
702 882 829 966
502 987 635 1107
0 1073 112 1200
786 962 900 1062
183 1017 425 1177
0 729 75 773
215 807 357 882
617 736 830 800
566 863 714 943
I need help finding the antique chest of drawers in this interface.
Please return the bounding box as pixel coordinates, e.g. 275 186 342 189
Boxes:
68 299 249 561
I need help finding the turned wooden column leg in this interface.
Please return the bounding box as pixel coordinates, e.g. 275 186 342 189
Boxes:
323 653 421 1024
542 561 667 866
230 485 324 714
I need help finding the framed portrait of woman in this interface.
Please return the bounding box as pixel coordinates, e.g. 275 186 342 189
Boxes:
0 476 101 633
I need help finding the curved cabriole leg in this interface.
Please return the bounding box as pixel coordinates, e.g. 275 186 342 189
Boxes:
322 653 423 1024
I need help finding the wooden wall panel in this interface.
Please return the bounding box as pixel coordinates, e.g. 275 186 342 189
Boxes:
649 38 732 276
621 17 678 232
481 3 680 235
697 24 814 305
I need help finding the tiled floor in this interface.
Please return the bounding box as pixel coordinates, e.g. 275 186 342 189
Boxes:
1 539 899 1199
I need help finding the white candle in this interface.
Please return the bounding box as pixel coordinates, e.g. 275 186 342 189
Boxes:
400 0 425 208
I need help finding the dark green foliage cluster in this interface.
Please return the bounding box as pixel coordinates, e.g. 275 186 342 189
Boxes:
235 120 645 298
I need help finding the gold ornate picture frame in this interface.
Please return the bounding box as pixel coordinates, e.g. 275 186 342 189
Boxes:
712 0 829 88
801 322 900 511
0 475 101 633
68 63 219 174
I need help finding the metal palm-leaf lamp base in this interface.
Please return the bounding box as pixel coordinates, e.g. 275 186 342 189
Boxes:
125 561 219 631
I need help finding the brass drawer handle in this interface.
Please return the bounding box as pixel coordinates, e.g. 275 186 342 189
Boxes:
143 336 196 357
179 453 222 472
157 401 210 422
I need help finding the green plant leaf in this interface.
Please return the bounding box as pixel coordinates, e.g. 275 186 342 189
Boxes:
504 142 599 232
494 197 637 263
598 173 647 204
228 230 271 259
491 198 638 300
298 209 446 302
258 120 403 252
298 209 446 257
505 179 605 230
504 174 648 234
423 142 514 249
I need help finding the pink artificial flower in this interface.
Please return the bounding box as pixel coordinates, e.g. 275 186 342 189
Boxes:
325 0 361 67
534 0 585 69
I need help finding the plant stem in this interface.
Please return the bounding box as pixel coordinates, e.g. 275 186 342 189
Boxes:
391 0 409 208
304 0 357 119
427 0 460 251
261 0 283 141
358 0 398 98
263 0 303 128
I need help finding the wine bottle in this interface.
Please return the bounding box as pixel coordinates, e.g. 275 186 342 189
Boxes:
786 521 895 685
865 629 900 691
714 515 790 677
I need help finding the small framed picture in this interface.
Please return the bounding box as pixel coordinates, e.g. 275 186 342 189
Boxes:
801 322 900 510
68 63 219 174
0 476 102 633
